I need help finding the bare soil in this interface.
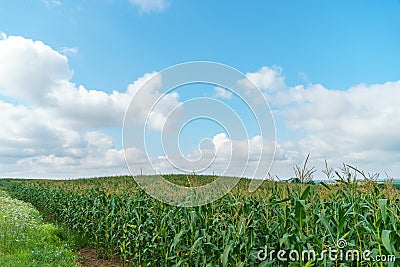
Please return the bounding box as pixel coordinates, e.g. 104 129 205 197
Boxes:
78 247 123 267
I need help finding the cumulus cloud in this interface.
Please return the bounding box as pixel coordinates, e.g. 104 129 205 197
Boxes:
156 133 275 178
0 35 180 178
129 0 168 13
279 81 400 152
0 100 152 178
126 72 181 131
214 87 232 99
0 36 73 104
239 65 400 178
0 35 180 129
239 66 286 92
1 34 399 179
0 97 136 178
268 81 400 178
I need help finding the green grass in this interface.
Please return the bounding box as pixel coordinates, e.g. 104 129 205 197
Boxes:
0 190 80 267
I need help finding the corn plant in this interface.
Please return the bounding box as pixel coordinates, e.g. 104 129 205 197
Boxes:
0 170 399 267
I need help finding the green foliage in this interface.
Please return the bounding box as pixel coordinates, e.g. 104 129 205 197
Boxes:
0 174 399 266
0 191 79 266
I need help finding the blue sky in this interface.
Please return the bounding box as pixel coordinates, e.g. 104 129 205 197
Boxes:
2 1 400 90
1 0 400 179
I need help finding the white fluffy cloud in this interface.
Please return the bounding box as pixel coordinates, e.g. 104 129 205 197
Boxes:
126 72 181 131
156 133 275 178
0 35 178 178
240 66 400 178
1 34 399 179
278 82 400 163
240 66 286 92
0 35 179 130
0 97 132 178
214 87 232 99
0 36 73 104
129 0 168 13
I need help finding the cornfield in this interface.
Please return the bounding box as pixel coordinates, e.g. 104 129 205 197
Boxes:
0 172 399 266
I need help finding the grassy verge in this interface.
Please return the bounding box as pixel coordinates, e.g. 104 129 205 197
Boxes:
0 190 81 267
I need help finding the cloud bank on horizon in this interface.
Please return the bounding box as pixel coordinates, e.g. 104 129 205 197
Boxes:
1 33 399 179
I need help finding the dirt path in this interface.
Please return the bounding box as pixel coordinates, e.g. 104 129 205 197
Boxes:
78 247 123 267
